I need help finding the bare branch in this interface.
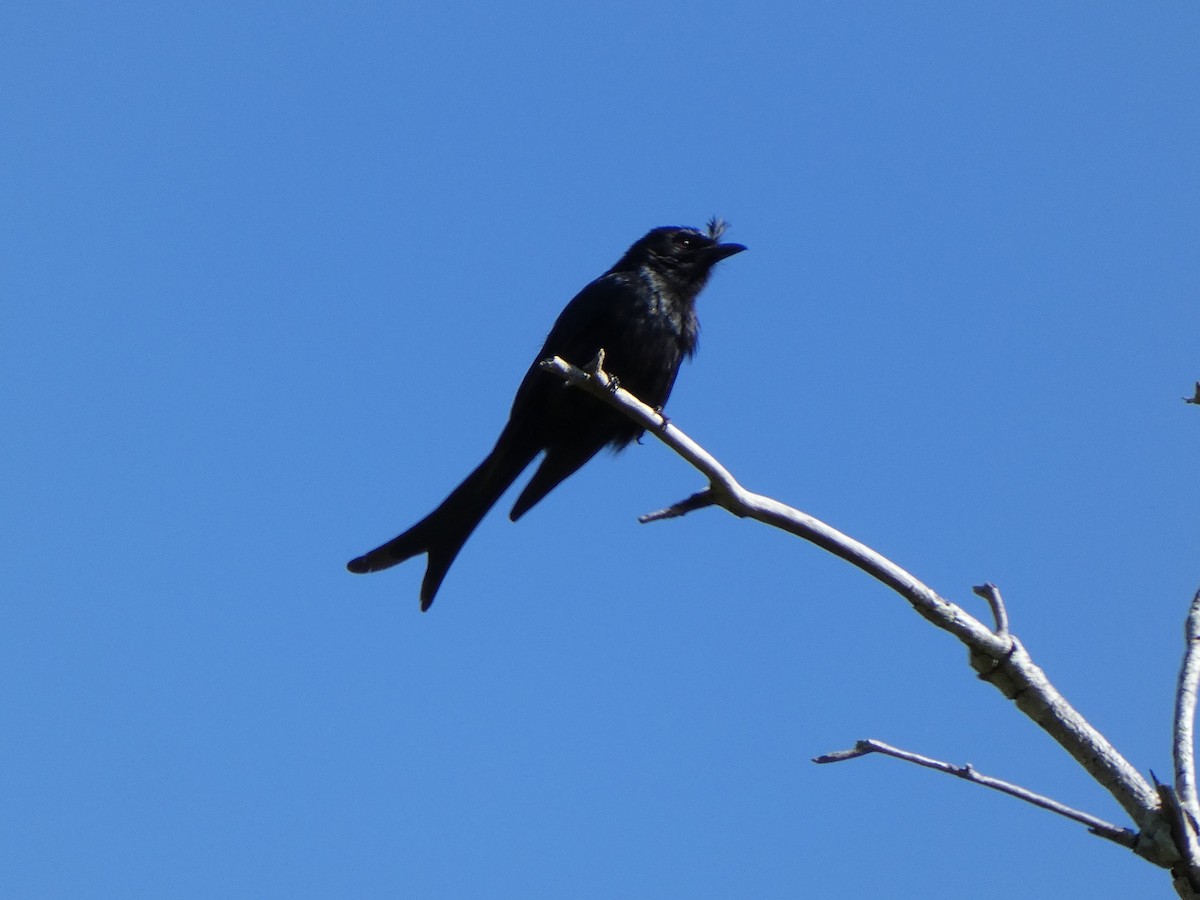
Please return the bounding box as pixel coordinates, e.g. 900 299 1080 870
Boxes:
539 353 1180 867
1174 590 1200 836
638 489 717 523
1156 778 1200 897
814 738 1137 849
973 582 1010 636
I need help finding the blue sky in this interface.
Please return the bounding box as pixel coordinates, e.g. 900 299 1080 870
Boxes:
3 2 1198 897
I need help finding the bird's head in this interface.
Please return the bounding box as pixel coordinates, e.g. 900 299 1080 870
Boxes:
615 220 746 290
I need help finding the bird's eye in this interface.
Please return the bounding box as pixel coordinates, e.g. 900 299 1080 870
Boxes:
674 234 694 249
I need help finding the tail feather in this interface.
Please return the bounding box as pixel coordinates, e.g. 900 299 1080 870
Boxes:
509 438 608 522
419 541 466 612
346 435 537 609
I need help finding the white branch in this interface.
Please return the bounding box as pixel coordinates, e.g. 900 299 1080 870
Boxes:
539 353 1181 868
1174 591 1200 847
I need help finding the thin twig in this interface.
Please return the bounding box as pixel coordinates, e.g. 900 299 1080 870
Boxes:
639 489 717 522
973 583 1010 636
814 738 1137 849
539 354 1178 867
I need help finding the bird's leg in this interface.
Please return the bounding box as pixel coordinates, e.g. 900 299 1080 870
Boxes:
635 407 669 444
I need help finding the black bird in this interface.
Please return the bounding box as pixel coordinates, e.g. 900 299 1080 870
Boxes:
347 222 746 610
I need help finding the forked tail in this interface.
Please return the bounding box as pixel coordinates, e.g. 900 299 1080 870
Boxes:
347 436 537 610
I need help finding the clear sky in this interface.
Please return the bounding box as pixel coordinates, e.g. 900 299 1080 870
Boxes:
4 3 1198 897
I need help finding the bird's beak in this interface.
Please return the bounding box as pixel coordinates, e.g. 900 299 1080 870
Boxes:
705 242 747 262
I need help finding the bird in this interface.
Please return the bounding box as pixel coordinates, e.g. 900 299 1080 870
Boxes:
347 220 746 610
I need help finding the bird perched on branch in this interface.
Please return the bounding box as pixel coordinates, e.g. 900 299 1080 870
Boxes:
347 220 746 610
